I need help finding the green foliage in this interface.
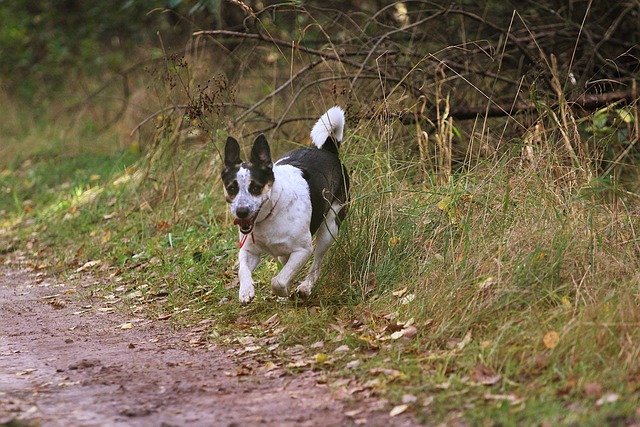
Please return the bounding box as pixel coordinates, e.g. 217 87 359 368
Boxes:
0 0 225 99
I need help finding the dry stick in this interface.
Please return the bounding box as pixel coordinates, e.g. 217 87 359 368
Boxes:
130 105 190 136
192 29 375 125
256 73 419 137
232 59 324 125
566 0 593 87
351 9 448 87
192 30 364 68
443 7 543 83
130 102 256 136
249 86 639 136
130 87 638 138
400 88 639 123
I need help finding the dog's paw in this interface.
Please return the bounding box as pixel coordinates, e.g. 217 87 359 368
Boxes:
239 284 255 305
295 281 313 298
271 277 291 298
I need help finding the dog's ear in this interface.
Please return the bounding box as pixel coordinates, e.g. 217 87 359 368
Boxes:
250 134 272 169
224 136 242 168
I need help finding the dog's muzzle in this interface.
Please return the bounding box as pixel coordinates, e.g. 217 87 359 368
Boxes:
233 216 256 234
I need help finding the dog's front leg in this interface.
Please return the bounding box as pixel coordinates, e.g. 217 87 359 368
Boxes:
238 248 261 304
271 246 312 297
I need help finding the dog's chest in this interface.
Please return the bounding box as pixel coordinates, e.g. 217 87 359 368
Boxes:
249 165 313 256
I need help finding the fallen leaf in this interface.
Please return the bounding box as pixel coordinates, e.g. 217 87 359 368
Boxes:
388 236 401 247
447 330 473 350
314 353 329 364
345 359 361 369
237 336 255 345
478 276 498 290
389 404 409 417
334 344 350 353
584 382 603 398
234 367 251 376
100 230 111 244
258 361 279 373
369 368 403 380
262 313 279 327
287 358 310 368
543 331 559 349
595 393 619 407
76 260 102 272
402 394 417 404
390 330 405 340
344 409 363 418
401 325 418 339
400 293 415 305
471 364 502 386
392 287 408 297
47 299 67 309
119 322 133 330
484 393 523 405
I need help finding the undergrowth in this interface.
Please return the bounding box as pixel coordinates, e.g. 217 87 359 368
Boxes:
3 95 639 425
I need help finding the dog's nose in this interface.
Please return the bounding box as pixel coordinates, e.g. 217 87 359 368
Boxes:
236 207 250 219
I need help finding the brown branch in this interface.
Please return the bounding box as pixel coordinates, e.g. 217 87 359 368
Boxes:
192 29 365 69
402 88 639 123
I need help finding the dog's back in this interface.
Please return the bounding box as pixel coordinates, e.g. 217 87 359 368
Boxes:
275 107 349 235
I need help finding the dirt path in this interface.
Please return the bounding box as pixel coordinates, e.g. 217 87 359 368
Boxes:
0 265 419 427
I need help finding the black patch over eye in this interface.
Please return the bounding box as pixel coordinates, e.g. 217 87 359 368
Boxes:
248 182 263 196
227 182 239 195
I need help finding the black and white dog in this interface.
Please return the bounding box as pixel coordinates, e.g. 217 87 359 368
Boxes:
221 107 349 304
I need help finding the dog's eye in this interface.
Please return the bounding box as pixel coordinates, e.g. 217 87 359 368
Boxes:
227 182 239 195
248 183 263 196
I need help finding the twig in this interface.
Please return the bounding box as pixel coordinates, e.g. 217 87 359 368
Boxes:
130 104 190 136
233 59 324 125
401 88 639 122
192 29 364 69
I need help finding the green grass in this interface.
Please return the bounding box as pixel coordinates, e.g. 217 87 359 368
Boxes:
2 84 640 427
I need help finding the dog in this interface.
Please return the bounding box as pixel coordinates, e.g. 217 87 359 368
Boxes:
221 106 349 304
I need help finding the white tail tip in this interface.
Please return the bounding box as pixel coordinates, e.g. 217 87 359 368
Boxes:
310 106 345 149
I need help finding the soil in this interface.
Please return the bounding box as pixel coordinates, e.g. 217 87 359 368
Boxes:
0 265 420 427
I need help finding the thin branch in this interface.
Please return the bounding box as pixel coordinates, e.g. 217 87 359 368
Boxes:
192 29 365 69
233 59 324 125
401 88 640 123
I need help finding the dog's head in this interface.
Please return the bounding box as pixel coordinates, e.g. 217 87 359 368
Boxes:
221 134 275 234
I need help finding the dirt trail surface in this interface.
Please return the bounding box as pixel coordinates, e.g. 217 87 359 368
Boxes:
0 266 420 427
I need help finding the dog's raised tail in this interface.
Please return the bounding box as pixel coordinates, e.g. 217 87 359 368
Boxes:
310 106 345 151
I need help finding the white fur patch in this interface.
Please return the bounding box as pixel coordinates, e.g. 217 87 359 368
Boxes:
310 106 345 148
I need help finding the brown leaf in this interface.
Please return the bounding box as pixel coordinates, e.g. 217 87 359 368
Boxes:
401 325 418 339
157 220 171 231
471 364 502 386
584 382 603 398
385 322 404 333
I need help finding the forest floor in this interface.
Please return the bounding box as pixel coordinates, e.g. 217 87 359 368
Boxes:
0 263 419 427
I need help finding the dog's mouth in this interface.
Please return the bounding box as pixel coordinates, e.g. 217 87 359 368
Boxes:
233 217 256 234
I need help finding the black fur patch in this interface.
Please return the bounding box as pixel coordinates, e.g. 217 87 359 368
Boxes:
276 148 349 235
